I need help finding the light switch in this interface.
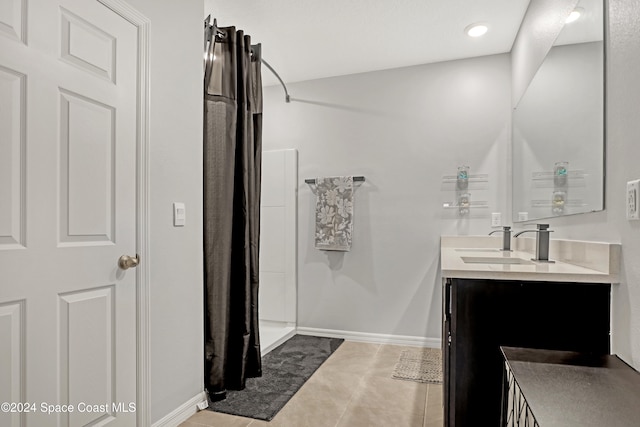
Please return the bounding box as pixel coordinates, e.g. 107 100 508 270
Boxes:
173 202 186 226
627 180 640 220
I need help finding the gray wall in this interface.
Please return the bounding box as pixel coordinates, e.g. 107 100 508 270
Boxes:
262 54 511 341
126 0 205 423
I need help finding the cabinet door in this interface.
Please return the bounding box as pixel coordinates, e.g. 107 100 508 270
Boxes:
445 279 610 427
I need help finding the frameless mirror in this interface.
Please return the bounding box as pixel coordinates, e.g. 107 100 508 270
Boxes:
512 0 605 222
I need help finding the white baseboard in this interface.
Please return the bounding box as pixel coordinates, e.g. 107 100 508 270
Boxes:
151 391 208 427
296 327 441 348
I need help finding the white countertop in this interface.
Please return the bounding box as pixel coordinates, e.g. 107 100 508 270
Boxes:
441 236 621 283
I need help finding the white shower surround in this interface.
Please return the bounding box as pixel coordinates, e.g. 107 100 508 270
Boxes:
259 149 298 354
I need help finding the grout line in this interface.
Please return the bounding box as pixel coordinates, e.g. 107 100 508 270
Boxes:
332 342 382 427
373 342 384 357
332 370 364 426
422 384 430 427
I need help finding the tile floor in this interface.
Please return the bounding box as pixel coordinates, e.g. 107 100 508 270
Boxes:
180 341 444 427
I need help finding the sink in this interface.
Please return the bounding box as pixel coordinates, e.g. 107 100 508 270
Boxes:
455 248 500 252
461 256 534 265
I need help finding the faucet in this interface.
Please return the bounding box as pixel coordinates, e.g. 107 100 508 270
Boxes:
513 224 554 262
488 226 512 251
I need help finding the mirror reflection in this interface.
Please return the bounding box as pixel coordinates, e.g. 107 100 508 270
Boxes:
512 0 604 222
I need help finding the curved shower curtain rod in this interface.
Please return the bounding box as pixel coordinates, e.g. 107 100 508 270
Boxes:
260 58 290 103
205 16 291 103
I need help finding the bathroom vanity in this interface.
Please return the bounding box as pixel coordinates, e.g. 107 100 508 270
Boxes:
440 236 621 427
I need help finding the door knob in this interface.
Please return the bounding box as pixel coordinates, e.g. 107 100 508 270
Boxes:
118 254 139 270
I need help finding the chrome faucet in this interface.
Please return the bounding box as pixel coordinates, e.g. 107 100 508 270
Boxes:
488 226 512 251
514 224 554 262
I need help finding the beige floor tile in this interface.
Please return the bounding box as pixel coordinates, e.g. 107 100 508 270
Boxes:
337 403 424 427
426 384 443 411
298 369 362 403
424 384 444 427
367 344 414 379
423 418 444 427
376 344 412 359
180 410 253 427
320 342 380 376
348 375 428 417
248 390 348 427
342 341 381 350
330 341 381 359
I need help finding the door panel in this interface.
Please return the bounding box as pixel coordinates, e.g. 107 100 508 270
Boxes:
59 89 116 245
0 0 26 43
60 7 116 82
0 300 25 427
0 1 139 425
0 66 26 249
59 287 115 427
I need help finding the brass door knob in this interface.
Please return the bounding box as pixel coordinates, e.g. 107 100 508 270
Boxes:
118 254 140 270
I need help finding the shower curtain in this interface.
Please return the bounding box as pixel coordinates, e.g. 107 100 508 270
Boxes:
203 24 263 401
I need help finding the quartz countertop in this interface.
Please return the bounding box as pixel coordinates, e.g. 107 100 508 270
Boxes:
441 236 620 283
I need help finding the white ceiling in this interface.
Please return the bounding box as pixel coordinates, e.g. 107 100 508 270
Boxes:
204 0 532 86
204 0 609 89
555 0 603 46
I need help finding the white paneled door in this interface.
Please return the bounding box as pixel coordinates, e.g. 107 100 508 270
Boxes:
0 0 140 426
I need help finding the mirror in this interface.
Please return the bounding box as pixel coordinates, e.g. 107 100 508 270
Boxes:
512 0 604 222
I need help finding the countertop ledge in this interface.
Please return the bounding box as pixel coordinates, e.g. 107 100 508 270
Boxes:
441 236 621 283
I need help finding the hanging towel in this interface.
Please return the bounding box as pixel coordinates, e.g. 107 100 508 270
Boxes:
315 176 354 251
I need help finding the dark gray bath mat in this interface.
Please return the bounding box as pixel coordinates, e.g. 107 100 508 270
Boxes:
392 347 443 384
207 334 344 421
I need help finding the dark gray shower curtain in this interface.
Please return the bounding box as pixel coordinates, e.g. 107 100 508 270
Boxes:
203 25 263 401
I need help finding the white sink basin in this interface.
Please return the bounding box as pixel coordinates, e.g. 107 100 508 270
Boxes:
461 256 534 265
454 248 500 252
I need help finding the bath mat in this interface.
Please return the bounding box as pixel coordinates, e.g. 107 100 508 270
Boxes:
392 347 443 384
207 334 344 421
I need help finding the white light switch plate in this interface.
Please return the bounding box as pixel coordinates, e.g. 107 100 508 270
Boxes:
627 180 640 220
173 202 186 226
491 212 502 227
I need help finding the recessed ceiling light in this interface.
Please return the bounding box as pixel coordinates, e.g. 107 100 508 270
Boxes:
465 23 489 38
566 7 584 23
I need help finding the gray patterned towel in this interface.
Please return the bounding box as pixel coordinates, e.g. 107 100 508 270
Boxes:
314 176 354 251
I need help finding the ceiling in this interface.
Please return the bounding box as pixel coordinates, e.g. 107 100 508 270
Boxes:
203 0 534 87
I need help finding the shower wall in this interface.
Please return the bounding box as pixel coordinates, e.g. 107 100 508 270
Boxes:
259 149 298 353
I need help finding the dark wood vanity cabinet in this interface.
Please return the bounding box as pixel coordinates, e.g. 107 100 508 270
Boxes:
442 278 611 427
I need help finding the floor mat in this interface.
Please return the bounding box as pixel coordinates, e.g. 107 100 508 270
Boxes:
207 334 344 421
392 347 443 384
